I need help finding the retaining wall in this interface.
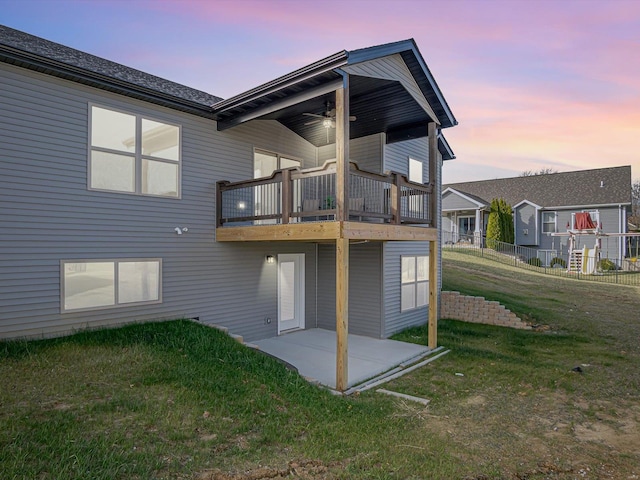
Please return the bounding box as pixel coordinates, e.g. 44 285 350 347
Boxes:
440 291 532 330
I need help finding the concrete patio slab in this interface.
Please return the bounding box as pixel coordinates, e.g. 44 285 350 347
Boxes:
254 328 431 389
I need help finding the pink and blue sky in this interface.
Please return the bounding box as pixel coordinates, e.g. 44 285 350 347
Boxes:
2 0 639 184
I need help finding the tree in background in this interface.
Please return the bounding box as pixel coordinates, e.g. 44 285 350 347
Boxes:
520 167 559 177
499 198 515 244
486 198 514 249
631 179 640 230
485 199 501 249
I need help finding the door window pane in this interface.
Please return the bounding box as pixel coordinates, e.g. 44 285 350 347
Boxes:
409 158 423 183
280 157 301 169
254 151 278 178
280 261 296 322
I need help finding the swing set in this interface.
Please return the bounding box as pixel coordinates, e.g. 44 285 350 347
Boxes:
552 211 640 275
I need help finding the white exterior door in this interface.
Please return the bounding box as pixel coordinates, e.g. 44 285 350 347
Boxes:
278 253 305 333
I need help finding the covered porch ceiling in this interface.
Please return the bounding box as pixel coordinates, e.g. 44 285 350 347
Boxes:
211 40 457 150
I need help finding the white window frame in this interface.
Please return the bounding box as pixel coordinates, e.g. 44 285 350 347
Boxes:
61 258 162 313
88 104 182 198
542 211 557 233
401 255 429 312
408 157 423 184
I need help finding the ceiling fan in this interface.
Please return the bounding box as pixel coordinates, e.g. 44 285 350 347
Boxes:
303 101 356 129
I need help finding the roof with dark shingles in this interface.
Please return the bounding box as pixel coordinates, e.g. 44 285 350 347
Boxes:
444 166 632 209
0 25 222 108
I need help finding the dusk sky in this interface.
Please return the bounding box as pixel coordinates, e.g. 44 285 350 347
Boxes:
2 0 639 184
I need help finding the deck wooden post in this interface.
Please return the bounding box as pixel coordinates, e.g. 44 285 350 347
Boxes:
281 168 291 224
335 78 350 222
216 181 227 228
390 174 401 225
335 75 351 392
428 122 438 228
428 239 439 349
336 236 349 391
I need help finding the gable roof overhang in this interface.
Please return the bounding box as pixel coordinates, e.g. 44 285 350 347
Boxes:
438 133 455 161
0 25 221 119
442 187 488 210
211 39 457 148
513 199 542 210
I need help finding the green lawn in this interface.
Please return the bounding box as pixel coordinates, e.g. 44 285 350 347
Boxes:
1 251 639 479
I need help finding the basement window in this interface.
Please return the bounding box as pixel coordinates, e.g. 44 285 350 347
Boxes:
401 256 429 312
62 259 161 312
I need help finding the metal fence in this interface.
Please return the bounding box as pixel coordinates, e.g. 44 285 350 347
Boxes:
442 231 640 287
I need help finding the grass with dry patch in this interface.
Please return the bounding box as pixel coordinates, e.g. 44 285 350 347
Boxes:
390 250 640 479
1 250 639 479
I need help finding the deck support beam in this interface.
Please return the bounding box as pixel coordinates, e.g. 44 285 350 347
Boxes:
335 78 350 222
335 77 351 392
428 239 439 349
336 236 350 392
428 122 439 227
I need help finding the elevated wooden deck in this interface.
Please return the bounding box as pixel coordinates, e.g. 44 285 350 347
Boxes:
216 221 438 242
216 161 436 242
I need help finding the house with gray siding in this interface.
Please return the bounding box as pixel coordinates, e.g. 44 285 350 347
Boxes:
442 167 632 265
0 25 457 390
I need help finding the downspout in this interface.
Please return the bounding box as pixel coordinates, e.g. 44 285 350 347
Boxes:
620 205 625 262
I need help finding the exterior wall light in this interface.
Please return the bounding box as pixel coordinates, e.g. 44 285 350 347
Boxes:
265 255 275 264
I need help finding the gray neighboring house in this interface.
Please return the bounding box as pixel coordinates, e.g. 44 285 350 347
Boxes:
442 166 632 264
0 26 457 389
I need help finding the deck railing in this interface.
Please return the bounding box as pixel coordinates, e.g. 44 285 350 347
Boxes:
216 161 433 227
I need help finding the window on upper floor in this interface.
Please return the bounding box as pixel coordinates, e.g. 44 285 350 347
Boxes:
62 259 161 312
408 157 423 184
401 255 429 312
542 211 557 233
89 105 181 198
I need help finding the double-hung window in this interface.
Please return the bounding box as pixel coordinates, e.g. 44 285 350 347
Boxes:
542 211 557 233
89 105 181 197
401 256 429 312
62 259 161 312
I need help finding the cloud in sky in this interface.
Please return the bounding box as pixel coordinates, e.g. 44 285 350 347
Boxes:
2 0 639 182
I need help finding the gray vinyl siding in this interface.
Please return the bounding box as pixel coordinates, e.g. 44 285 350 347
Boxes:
316 243 383 338
384 137 429 182
317 144 335 163
382 241 431 337
317 134 384 173
442 191 480 210
515 203 538 246
381 136 435 337
0 62 318 341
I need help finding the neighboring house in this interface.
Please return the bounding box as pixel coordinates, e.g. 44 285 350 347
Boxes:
442 166 632 265
0 26 457 390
